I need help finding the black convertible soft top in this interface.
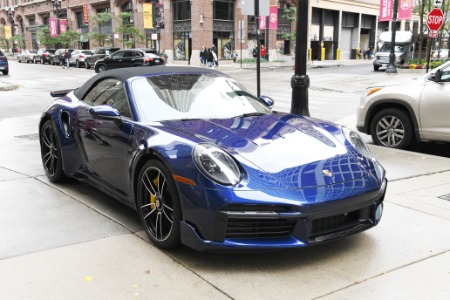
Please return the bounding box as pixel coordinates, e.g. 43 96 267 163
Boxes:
73 66 224 99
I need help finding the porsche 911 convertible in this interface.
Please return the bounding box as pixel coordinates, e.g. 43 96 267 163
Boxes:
39 66 386 251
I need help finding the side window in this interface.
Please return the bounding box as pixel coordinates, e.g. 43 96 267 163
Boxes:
82 78 132 119
112 52 124 60
440 66 450 82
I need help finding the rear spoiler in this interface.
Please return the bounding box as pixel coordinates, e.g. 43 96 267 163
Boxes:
50 89 75 98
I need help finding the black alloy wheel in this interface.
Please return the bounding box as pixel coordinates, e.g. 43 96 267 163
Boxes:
40 120 66 182
137 160 181 249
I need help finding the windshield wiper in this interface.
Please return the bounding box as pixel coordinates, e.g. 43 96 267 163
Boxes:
237 112 267 118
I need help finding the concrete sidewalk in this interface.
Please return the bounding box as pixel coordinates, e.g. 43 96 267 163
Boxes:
1 60 449 299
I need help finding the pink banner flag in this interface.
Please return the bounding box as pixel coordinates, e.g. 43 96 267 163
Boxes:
49 18 58 37
60 19 67 33
269 5 278 30
398 0 412 20
379 0 393 22
259 16 266 30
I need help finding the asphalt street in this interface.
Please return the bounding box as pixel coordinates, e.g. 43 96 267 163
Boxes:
0 59 449 299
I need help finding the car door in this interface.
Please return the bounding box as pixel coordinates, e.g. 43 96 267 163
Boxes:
419 65 450 141
76 78 134 197
108 51 125 69
121 50 138 68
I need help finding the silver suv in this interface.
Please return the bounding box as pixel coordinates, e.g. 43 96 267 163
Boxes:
357 61 450 149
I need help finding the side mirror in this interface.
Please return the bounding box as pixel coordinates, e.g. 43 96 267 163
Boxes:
434 69 442 82
89 105 120 119
259 95 275 109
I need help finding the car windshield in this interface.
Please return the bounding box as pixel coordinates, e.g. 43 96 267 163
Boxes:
132 73 271 122
380 43 405 53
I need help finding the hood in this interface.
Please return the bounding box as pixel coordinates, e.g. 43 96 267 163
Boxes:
159 113 372 189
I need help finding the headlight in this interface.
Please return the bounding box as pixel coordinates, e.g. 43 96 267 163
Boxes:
342 127 372 159
193 144 242 185
342 127 386 181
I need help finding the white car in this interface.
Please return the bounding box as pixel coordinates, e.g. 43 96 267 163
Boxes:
69 49 92 68
16 50 37 63
357 61 450 149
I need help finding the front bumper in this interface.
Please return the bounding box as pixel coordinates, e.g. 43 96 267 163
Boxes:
180 179 387 251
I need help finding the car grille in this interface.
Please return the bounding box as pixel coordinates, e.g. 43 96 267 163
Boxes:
225 217 296 239
311 209 360 236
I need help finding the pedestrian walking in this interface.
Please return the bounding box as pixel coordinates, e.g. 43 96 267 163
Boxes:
63 49 71 69
200 46 207 67
211 44 218 67
206 48 214 68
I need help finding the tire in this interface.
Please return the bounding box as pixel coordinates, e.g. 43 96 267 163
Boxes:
136 159 181 249
40 120 66 182
85 61 91 69
95 64 107 73
18 58 21 63
76 60 80 68
2 70 8 75
370 108 414 149
374 65 380 71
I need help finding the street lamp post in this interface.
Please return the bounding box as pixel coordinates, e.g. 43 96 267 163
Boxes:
6 6 15 54
385 0 399 74
51 0 62 49
290 0 310 116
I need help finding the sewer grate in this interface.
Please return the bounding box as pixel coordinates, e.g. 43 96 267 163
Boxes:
14 133 39 141
438 194 450 201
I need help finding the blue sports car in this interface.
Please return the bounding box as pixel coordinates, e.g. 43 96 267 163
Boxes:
39 66 386 251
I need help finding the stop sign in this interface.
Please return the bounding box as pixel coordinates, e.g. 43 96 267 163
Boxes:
427 8 444 31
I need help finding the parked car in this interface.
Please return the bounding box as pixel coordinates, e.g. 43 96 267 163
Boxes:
69 49 92 68
17 50 37 63
0 50 9 75
35 49 56 64
137 48 165 66
84 47 120 69
94 49 165 73
357 61 450 149
51 49 74 65
39 66 386 251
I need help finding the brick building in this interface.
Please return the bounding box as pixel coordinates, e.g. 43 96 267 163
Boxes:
0 0 411 63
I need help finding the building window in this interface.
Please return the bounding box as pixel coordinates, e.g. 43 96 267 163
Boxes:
28 18 36 26
214 0 234 21
173 0 190 21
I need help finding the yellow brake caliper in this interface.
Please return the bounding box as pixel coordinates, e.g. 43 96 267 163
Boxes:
149 177 159 209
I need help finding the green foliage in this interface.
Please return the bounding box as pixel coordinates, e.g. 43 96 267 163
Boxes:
89 12 113 46
236 57 268 63
37 26 59 48
115 12 144 48
12 34 26 50
282 7 296 54
59 30 81 48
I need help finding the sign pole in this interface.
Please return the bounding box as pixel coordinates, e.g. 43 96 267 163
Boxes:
255 0 261 98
